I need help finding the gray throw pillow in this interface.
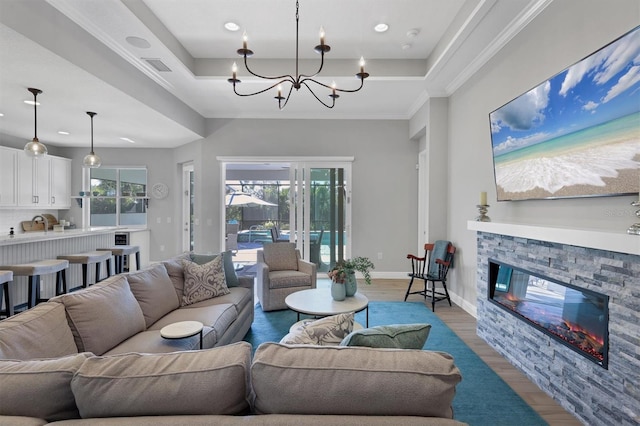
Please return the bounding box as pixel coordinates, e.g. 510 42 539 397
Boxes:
339 323 431 349
182 256 230 306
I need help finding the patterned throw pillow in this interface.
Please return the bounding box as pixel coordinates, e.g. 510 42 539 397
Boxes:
181 256 230 306
280 313 354 346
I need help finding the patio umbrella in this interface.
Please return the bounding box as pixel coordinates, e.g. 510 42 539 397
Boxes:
226 193 277 207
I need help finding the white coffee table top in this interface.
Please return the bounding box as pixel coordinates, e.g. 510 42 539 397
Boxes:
285 288 369 317
160 321 204 339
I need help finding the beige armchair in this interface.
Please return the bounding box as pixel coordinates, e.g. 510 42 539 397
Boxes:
256 243 317 311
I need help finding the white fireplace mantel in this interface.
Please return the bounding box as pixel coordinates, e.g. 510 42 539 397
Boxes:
467 221 639 256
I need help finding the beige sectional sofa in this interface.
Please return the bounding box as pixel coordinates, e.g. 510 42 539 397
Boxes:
0 341 465 425
0 252 466 425
0 252 253 359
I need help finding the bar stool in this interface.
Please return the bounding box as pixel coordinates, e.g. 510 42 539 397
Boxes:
0 260 69 309
57 251 113 291
0 270 14 318
97 245 140 274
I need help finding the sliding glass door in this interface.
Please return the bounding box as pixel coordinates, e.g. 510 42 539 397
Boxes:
220 158 352 270
289 162 351 272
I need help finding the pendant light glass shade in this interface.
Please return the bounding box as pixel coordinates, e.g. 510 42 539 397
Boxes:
24 88 48 157
82 111 101 168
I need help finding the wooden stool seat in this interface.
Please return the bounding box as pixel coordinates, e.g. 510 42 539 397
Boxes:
97 245 140 274
57 250 113 290
0 260 69 309
0 270 14 318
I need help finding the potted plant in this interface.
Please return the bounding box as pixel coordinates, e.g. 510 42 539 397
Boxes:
328 256 375 298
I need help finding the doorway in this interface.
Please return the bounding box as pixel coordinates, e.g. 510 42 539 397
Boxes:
220 158 352 271
182 163 194 252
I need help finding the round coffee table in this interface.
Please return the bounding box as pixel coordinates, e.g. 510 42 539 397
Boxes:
285 288 369 327
160 321 204 349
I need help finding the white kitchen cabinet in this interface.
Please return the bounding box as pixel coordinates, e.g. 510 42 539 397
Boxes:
1 146 71 209
17 153 51 207
50 156 71 208
0 147 17 206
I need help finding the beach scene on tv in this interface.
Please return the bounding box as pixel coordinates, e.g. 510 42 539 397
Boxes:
489 26 640 201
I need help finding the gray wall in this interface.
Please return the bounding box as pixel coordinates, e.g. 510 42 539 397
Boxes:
194 118 417 273
445 0 639 314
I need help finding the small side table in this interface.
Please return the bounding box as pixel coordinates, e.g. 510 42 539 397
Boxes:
160 321 204 349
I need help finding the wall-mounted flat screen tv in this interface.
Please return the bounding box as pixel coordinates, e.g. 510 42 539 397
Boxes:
489 26 640 201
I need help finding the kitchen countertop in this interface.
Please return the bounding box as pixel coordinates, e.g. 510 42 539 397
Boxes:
0 227 148 246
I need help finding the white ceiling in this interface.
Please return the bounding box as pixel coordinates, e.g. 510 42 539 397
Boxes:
0 0 550 149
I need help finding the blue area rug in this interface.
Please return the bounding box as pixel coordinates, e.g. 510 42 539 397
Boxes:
244 301 548 426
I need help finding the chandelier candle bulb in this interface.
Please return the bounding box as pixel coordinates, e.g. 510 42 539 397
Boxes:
360 57 365 74
242 32 248 50
480 191 487 206
319 26 325 46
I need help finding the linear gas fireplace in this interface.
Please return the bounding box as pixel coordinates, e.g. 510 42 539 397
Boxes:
488 259 609 368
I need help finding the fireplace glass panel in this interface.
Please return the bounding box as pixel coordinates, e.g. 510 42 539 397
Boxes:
489 259 608 368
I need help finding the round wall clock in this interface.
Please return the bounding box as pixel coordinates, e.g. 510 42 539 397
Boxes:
151 182 169 199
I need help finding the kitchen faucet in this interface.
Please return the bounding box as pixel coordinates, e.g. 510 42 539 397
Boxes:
31 215 49 233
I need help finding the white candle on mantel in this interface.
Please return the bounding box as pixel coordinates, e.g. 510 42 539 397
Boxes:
480 191 487 206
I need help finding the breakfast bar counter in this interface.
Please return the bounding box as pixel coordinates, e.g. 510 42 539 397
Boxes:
0 227 147 309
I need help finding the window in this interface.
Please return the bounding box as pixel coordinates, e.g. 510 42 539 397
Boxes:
89 167 147 226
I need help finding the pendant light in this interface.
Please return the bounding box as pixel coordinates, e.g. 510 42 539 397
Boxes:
82 111 102 168
23 88 48 157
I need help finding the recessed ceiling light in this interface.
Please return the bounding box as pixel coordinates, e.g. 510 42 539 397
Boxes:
24 100 40 106
0 113 4 117
401 43 412 50
120 137 136 144
57 131 70 135
406 28 420 38
126 36 151 49
374 23 389 33
225 22 240 32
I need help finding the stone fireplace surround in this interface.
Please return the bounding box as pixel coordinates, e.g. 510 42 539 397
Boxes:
468 221 639 426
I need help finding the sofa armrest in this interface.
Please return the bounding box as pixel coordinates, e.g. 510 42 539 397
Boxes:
237 275 254 290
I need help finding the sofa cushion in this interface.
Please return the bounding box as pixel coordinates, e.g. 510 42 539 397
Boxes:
280 313 354 345
56 275 146 355
148 303 238 348
0 353 92 421
182 257 230 306
252 343 461 418
268 270 312 289
0 302 78 360
71 342 252 417
190 251 239 288
340 323 432 349
162 253 190 298
102 327 215 355
126 263 180 328
263 243 298 271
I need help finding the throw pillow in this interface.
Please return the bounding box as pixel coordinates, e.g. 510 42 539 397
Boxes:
339 323 431 349
189 251 239 288
182 256 230 306
280 312 354 345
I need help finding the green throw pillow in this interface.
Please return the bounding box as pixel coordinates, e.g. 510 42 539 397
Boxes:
189 251 239 287
339 323 431 349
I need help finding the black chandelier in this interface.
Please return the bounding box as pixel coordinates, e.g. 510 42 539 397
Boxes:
228 0 369 109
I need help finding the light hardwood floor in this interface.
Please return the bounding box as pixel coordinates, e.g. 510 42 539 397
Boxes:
355 278 583 426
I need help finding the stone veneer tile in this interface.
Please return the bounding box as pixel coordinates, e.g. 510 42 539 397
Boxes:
475 231 640 426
